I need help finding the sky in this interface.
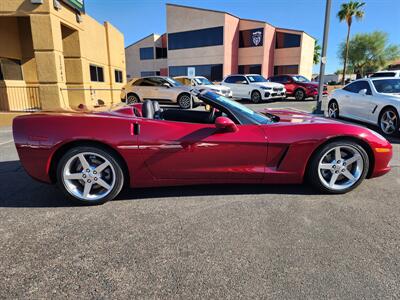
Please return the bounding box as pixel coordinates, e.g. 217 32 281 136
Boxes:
85 0 400 74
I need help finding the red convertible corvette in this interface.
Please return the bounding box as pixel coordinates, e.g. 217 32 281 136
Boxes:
13 91 392 204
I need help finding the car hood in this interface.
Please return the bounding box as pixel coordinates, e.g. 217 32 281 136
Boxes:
260 108 340 125
254 82 285 88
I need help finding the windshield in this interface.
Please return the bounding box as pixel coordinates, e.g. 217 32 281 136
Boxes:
246 75 268 83
292 75 310 82
194 77 213 85
165 77 183 87
372 79 400 94
201 91 272 124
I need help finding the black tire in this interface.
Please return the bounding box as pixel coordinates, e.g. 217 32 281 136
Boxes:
56 146 125 205
378 107 399 137
307 140 369 194
328 100 339 119
251 90 262 103
177 93 192 109
127 93 140 104
294 89 306 101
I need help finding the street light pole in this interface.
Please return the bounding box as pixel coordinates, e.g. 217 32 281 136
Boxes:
315 0 332 114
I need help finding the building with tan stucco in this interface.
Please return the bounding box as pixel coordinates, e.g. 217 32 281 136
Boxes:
125 4 315 82
0 0 126 112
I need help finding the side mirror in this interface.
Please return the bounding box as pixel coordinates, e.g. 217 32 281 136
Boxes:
241 80 248 85
359 88 367 95
162 82 171 88
215 116 238 133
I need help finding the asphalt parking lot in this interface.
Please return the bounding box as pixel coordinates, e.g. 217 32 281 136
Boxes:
1 99 400 298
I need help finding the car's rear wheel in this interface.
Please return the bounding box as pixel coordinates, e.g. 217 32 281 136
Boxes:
307 141 369 194
251 90 262 103
328 100 339 118
178 94 192 109
56 146 124 205
294 89 306 101
127 93 140 104
379 107 399 136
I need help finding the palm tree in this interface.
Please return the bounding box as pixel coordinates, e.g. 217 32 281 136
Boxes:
314 41 321 65
337 1 365 84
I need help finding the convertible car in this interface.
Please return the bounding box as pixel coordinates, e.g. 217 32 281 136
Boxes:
13 91 392 204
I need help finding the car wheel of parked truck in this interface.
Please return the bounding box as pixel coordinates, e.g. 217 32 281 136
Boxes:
56 146 124 205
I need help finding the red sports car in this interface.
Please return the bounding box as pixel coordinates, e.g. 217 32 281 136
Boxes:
268 75 328 101
13 91 392 205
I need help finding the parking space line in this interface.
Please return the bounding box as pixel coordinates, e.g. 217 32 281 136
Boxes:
0 140 13 146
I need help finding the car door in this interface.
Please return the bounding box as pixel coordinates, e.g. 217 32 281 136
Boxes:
340 81 373 121
151 77 177 102
223 75 249 98
351 81 376 122
134 77 158 100
135 118 267 181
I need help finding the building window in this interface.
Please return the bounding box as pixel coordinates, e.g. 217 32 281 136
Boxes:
274 65 299 75
275 32 301 48
168 27 223 50
239 28 264 48
168 64 223 82
238 64 262 75
90 65 104 82
140 71 157 77
139 47 154 60
115 69 123 83
0 58 23 81
156 47 167 59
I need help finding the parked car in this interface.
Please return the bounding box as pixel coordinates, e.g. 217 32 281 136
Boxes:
121 76 194 109
13 90 392 205
221 74 285 103
174 76 233 98
268 75 328 101
328 78 400 136
370 70 400 78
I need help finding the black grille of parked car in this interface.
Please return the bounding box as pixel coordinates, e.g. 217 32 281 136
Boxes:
273 87 283 91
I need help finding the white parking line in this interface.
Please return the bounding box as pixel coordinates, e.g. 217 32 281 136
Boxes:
0 140 13 146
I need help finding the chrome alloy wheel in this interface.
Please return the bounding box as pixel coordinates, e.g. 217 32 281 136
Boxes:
179 95 191 109
380 110 398 135
62 152 116 201
318 145 364 191
328 102 339 118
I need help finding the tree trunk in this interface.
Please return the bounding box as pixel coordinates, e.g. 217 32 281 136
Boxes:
341 24 351 85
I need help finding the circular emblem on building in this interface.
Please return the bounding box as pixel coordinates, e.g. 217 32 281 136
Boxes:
252 31 262 46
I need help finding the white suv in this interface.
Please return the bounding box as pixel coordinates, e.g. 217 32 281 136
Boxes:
370 70 400 78
221 74 286 103
174 76 233 98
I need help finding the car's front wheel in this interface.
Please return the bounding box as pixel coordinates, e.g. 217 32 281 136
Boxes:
379 107 399 136
56 146 124 205
307 141 369 194
251 90 262 103
178 94 192 109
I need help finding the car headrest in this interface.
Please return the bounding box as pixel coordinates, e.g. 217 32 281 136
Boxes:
142 100 154 119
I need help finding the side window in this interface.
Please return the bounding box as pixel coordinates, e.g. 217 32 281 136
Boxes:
224 76 235 83
235 76 247 84
343 82 359 93
138 78 158 87
359 81 372 95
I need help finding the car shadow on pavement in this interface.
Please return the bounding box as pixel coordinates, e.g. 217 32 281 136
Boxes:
0 160 316 208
